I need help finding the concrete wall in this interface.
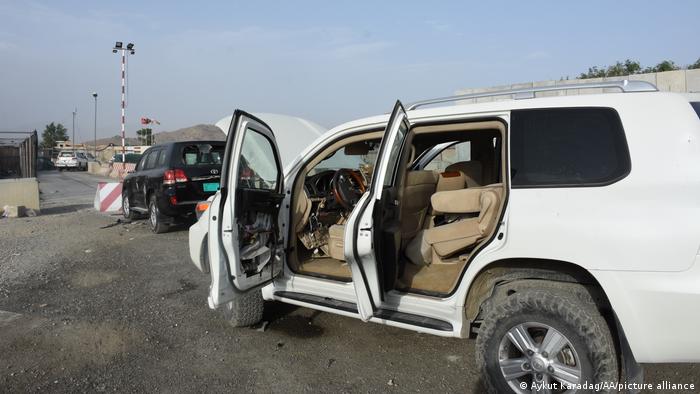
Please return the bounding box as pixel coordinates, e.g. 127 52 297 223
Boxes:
455 69 700 103
0 177 40 211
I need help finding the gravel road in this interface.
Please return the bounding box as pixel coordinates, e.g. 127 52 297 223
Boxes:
0 171 697 392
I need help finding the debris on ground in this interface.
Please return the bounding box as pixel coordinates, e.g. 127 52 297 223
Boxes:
2 205 26 218
99 218 132 229
253 321 269 332
387 378 396 386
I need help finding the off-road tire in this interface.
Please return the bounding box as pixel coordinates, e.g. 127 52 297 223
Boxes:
221 290 264 327
148 195 169 234
476 287 618 393
122 192 139 220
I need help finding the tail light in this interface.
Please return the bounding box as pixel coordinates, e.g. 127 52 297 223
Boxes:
169 196 178 205
163 169 188 185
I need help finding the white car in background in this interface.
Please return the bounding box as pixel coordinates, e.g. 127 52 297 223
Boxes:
190 83 700 393
55 151 88 171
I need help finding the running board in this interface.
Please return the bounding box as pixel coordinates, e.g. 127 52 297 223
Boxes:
274 291 453 332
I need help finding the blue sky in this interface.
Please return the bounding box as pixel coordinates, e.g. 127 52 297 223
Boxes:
1 0 699 141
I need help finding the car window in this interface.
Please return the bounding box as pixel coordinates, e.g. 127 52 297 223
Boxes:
181 144 224 166
309 140 380 181
238 130 279 190
424 141 471 172
691 102 700 119
144 150 159 170
381 120 408 187
510 107 630 187
59 152 73 157
157 149 168 167
136 152 150 171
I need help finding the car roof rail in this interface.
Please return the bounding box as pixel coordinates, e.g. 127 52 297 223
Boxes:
406 80 658 110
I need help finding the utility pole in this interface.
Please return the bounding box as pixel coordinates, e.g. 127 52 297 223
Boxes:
72 108 77 153
112 41 135 170
92 92 98 158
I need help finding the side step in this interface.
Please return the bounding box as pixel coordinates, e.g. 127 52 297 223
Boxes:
274 291 453 331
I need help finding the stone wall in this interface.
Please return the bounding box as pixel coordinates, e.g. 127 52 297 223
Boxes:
455 69 700 103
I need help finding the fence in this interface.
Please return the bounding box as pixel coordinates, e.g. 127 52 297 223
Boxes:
0 131 38 179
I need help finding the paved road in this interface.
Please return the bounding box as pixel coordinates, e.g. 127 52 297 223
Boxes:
38 170 115 214
0 174 698 392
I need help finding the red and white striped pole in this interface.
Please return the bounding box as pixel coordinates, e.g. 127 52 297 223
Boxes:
120 49 126 166
113 42 134 179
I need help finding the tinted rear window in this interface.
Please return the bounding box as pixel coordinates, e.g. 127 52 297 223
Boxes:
180 143 224 166
691 102 700 119
510 107 630 187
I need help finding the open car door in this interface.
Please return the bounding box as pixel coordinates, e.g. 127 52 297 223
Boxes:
345 101 411 321
207 110 285 308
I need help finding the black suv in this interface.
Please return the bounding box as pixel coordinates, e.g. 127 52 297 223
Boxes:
122 141 225 233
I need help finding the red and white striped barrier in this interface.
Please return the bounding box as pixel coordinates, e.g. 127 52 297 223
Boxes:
94 182 123 213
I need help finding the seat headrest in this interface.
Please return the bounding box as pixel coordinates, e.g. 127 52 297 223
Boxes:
445 161 483 187
406 170 438 186
436 171 466 192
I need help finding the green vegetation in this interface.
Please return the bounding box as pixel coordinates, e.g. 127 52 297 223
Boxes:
136 128 153 145
41 122 68 149
578 58 698 79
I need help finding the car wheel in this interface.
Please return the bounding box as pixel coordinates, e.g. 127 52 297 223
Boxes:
148 195 169 234
476 287 618 394
221 289 264 327
122 192 139 220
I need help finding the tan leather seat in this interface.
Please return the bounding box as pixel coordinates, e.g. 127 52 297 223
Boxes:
406 184 502 266
293 190 314 234
400 170 439 240
328 224 345 261
445 161 483 187
435 171 467 192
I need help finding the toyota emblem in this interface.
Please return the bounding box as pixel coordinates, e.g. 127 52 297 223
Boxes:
210 169 219 175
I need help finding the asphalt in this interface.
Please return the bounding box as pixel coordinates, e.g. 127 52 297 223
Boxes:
0 171 697 393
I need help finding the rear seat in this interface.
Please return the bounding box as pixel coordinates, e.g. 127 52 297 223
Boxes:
445 160 483 187
400 170 439 240
406 184 503 266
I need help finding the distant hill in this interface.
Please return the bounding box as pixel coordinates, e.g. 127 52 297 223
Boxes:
86 124 225 146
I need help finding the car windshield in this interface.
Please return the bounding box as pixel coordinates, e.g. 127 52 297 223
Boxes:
59 152 74 157
309 140 380 177
181 143 224 166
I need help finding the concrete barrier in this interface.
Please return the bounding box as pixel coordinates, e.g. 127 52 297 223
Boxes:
0 178 40 211
93 182 123 213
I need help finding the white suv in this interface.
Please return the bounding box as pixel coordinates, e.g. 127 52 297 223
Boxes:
55 151 88 171
189 80 700 393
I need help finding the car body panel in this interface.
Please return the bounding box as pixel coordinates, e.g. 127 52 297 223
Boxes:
191 91 700 363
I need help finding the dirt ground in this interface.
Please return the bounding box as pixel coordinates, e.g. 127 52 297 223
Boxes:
0 171 698 393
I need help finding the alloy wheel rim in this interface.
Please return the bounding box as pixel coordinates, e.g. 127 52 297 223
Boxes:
150 203 157 228
498 322 582 394
123 196 129 215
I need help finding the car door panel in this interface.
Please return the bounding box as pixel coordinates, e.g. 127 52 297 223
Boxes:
345 100 411 321
208 110 285 307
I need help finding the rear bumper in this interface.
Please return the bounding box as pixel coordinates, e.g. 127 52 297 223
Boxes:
593 259 700 362
55 162 79 168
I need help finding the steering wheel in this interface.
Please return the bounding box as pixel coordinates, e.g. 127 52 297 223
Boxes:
332 168 366 209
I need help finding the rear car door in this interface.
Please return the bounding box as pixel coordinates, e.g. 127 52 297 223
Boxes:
207 110 285 307
345 101 411 321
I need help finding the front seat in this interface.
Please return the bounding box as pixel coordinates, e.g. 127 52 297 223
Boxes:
405 184 502 265
328 224 345 261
